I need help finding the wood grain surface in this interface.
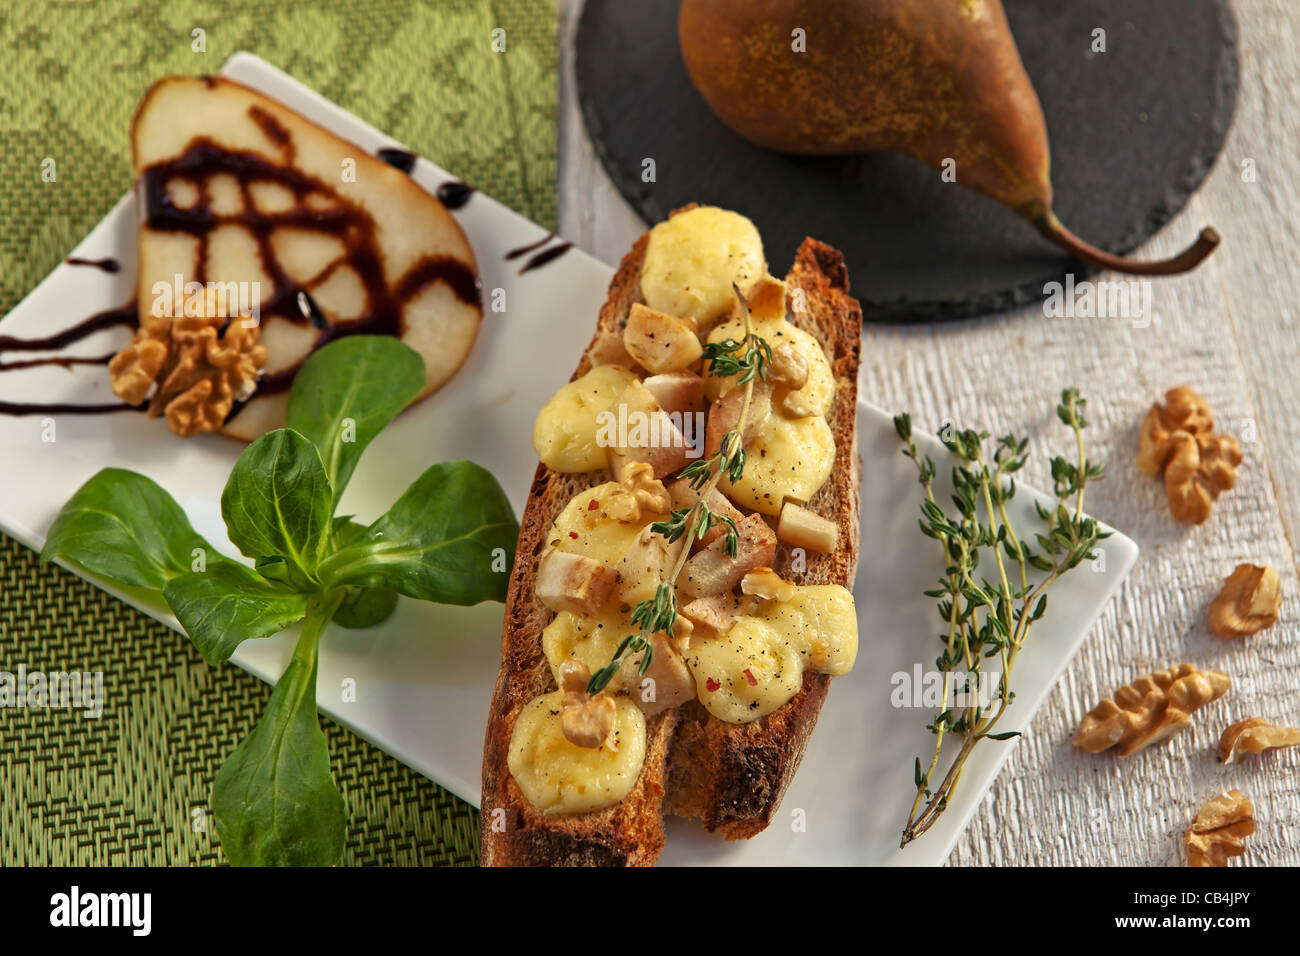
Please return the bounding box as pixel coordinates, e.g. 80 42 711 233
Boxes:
556 0 1300 866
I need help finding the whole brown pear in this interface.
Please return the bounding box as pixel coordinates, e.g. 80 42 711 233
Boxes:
679 0 1219 275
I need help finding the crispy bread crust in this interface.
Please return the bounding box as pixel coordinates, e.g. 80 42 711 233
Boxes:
480 211 862 866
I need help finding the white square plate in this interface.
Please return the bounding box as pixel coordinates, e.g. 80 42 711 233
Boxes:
0 53 1136 866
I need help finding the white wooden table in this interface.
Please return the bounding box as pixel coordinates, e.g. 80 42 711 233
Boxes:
555 0 1300 866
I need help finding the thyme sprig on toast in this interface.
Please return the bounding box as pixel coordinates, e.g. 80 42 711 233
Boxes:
586 284 769 696
652 505 741 557
893 389 1109 847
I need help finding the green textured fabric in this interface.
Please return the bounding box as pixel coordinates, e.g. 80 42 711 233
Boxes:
0 0 556 866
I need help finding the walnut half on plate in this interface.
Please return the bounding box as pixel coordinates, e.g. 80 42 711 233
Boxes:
109 301 267 438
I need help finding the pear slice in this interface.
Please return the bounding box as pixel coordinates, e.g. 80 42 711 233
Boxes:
130 75 482 441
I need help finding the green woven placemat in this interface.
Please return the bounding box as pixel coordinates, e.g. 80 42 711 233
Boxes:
0 0 556 866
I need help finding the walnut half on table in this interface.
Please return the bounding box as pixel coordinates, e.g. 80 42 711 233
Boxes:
1136 386 1242 524
1073 663 1230 757
109 293 268 438
1209 563 1282 638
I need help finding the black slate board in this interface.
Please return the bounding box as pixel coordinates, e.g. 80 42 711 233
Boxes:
576 0 1239 322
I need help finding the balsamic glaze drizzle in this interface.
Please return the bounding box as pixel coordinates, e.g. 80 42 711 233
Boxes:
0 353 115 373
377 147 418 173
520 241 573 274
436 180 475 210
0 303 140 416
0 399 143 417
505 232 572 274
0 303 137 355
65 256 122 274
505 232 556 260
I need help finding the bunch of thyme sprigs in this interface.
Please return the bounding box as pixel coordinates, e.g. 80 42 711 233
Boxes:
893 389 1109 848
586 284 771 696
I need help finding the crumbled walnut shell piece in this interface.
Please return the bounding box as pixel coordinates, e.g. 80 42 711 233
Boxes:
1184 790 1255 867
1073 663 1230 757
768 342 809 391
1218 717 1300 763
1136 387 1241 524
557 658 589 695
108 333 169 405
562 693 617 750
1209 564 1281 638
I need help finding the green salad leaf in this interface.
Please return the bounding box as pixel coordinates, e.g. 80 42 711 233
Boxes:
221 429 333 579
41 468 226 590
319 460 517 606
286 336 425 507
41 336 518 867
211 598 346 866
162 563 310 664
326 518 400 629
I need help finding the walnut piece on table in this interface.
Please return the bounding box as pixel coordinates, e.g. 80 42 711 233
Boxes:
108 290 268 438
1218 717 1300 763
1136 386 1242 524
1072 663 1230 757
1137 385 1215 475
1209 563 1282 638
1184 789 1255 867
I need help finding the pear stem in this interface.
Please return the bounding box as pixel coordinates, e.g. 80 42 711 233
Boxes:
1036 212 1220 276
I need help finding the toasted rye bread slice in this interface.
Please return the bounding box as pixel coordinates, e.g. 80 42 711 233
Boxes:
480 214 862 866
